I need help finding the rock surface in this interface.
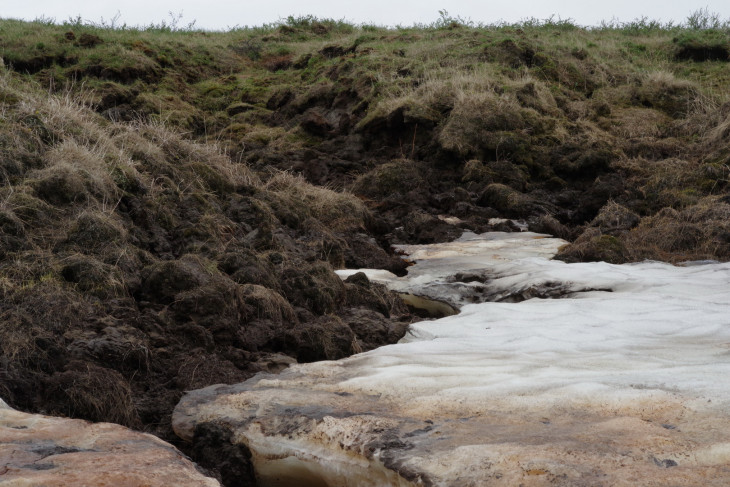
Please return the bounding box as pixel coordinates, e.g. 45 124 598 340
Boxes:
0 398 219 486
174 232 730 486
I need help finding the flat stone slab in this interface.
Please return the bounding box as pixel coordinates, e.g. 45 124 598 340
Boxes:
0 399 219 487
174 233 730 486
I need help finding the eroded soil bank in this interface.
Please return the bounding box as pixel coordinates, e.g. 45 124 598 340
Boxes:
0 67 421 479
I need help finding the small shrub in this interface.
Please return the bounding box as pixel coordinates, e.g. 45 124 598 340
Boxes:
685 8 726 30
278 15 355 36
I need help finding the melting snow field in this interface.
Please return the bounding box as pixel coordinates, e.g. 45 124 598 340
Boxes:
175 232 730 486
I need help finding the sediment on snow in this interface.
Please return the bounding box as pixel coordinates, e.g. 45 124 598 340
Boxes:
174 233 730 486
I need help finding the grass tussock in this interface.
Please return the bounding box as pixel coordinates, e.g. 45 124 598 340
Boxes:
352 159 428 199
264 171 369 231
557 196 730 263
44 362 140 427
624 196 730 261
239 284 296 322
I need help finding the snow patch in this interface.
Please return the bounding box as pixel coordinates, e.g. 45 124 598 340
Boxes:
176 232 730 486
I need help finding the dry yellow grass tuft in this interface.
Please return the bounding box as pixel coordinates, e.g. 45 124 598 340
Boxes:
265 171 370 231
240 284 296 322
608 107 671 139
625 196 730 261
637 71 699 118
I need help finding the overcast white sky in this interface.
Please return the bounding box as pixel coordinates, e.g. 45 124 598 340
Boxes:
4 1 730 30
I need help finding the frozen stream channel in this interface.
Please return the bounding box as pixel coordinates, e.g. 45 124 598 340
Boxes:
174 232 730 486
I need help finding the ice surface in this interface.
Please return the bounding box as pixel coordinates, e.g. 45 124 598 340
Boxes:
176 232 730 486
335 231 568 307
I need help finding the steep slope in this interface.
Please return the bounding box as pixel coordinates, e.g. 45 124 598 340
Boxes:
0 66 411 451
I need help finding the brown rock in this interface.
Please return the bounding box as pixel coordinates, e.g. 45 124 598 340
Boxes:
0 399 219 486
